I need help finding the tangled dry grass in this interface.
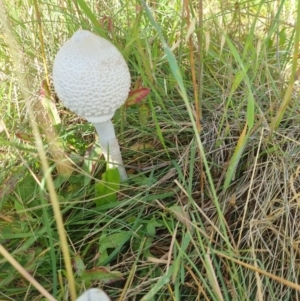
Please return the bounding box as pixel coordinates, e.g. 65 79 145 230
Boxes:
1 0 300 300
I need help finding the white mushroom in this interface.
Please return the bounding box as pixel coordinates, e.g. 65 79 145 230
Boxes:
53 29 131 180
76 288 111 301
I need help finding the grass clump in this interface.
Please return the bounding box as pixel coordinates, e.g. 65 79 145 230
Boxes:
1 0 300 300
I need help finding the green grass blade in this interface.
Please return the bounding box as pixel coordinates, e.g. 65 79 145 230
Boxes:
223 123 249 191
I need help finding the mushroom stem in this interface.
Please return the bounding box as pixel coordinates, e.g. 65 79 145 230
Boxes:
94 120 127 181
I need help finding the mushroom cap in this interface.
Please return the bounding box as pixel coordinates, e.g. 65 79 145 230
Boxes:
76 288 110 301
53 30 131 123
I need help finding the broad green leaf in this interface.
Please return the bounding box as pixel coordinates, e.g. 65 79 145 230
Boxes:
14 200 24 214
144 218 163 258
73 254 86 277
81 267 123 284
98 231 130 264
16 173 36 202
94 168 120 207
279 28 287 46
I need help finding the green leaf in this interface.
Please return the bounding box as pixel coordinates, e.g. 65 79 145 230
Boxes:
98 231 129 264
81 267 123 284
144 217 163 258
279 28 287 46
13 174 41 219
73 254 86 277
99 232 129 252
146 217 163 237
16 173 36 202
94 168 120 207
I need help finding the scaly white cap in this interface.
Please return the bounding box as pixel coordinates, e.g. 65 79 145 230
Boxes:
53 30 131 123
76 288 111 301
